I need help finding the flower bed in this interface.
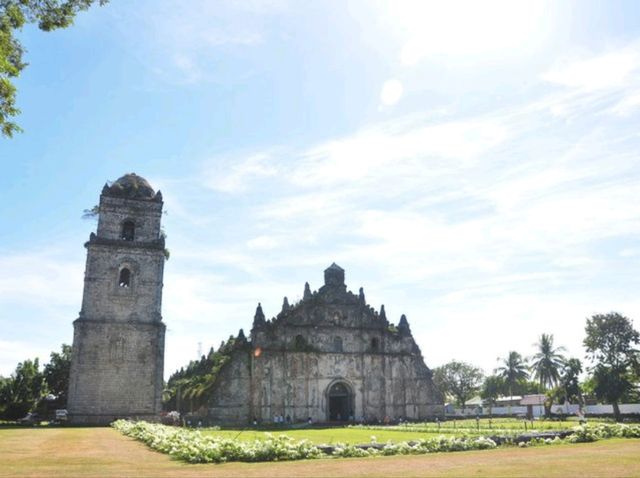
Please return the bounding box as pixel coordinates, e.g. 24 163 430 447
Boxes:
112 420 323 463
567 423 640 443
111 420 640 464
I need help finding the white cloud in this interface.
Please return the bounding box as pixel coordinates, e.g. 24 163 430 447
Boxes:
115 0 287 84
0 340 54 377
610 91 640 116
0 249 84 376
287 117 507 188
419 292 640 372
542 50 639 91
203 152 278 193
620 248 640 258
246 235 280 250
0 251 83 307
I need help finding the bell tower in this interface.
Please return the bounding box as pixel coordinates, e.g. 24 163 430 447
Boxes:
68 173 166 424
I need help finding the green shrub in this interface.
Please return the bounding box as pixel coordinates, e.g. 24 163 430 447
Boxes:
111 420 640 464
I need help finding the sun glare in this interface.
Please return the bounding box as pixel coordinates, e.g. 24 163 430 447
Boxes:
380 79 404 106
385 0 549 64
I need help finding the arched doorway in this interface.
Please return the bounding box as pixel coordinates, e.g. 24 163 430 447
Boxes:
327 382 353 421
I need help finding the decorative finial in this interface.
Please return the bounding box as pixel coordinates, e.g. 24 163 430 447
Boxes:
398 314 411 335
358 287 365 303
380 304 387 322
282 296 290 311
253 303 266 327
303 282 312 300
237 328 247 342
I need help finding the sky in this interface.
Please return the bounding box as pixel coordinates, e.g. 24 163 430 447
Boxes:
1 0 640 379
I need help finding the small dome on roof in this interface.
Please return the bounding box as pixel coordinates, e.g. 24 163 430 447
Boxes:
103 173 158 200
324 262 345 287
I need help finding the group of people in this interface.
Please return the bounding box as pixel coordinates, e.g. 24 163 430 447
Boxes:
251 415 315 426
271 414 292 424
250 414 410 426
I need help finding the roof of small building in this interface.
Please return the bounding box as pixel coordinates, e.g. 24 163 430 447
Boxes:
495 395 523 403
325 262 344 271
520 394 546 405
466 395 483 406
103 173 157 200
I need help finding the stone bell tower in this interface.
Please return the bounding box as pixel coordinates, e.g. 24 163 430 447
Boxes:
67 173 166 424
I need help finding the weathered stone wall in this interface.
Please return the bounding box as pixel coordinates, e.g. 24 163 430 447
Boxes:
210 349 441 424
208 265 443 424
68 175 166 425
97 195 163 242
67 320 165 424
80 243 164 323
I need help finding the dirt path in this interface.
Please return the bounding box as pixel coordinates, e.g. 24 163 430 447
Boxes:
1 427 639 477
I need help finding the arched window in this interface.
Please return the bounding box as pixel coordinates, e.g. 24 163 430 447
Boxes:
119 268 131 288
333 336 343 352
121 220 135 241
371 337 379 352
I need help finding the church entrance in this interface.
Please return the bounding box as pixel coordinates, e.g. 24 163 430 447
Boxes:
327 382 352 421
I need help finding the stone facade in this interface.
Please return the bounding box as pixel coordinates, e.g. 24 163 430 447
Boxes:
209 264 443 424
67 174 166 425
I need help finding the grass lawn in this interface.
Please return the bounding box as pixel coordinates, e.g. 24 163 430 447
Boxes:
201 427 445 444
374 417 606 432
1 427 640 477
199 417 598 443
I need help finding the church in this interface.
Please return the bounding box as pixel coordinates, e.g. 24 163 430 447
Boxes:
208 263 443 424
67 173 443 425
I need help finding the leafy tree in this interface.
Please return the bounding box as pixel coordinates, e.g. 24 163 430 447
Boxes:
43 344 71 407
0 358 45 419
0 376 12 417
558 358 583 406
433 361 483 411
545 360 583 418
530 333 566 390
480 375 504 414
1 0 108 137
495 351 529 401
512 379 542 396
584 312 640 421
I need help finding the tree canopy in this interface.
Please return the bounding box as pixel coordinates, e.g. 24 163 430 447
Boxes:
530 333 566 391
433 360 483 410
0 357 45 419
1 0 108 137
584 312 640 420
558 358 583 405
480 374 504 410
495 351 529 398
43 344 72 405
0 343 71 420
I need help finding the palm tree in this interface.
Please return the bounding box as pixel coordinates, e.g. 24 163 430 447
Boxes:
530 333 566 391
495 351 529 411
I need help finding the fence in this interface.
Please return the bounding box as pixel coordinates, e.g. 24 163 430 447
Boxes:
448 403 640 417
